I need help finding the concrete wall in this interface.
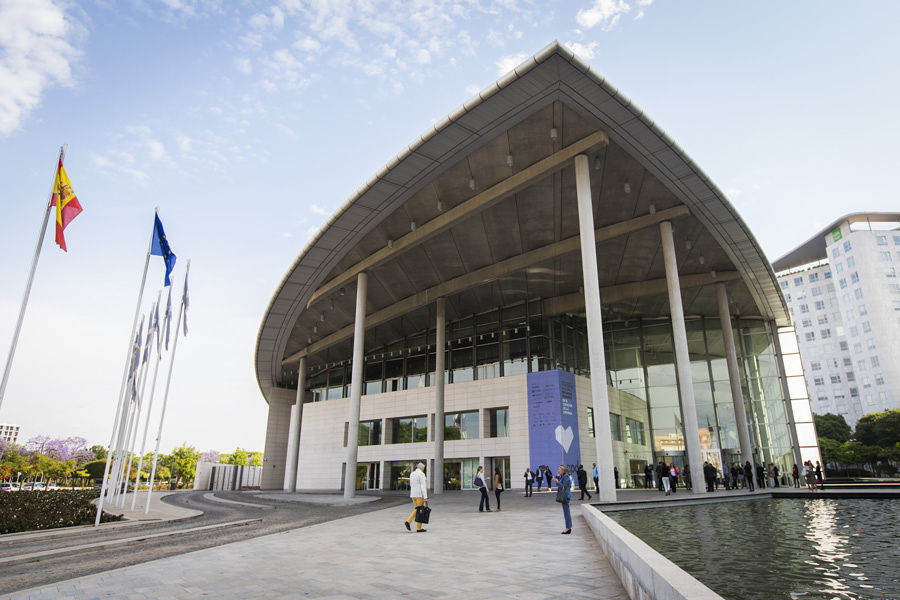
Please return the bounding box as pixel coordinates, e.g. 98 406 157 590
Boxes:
295 375 528 489
194 461 262 491
261 387 295 489
581 504 724 600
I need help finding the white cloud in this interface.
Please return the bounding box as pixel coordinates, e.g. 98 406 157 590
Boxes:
465 84 481 96
310 203 327 216
234 57 252 74
0 0 83 136
495 52 529 76
576 0 631 31
293 35 321 53
564 40 600 60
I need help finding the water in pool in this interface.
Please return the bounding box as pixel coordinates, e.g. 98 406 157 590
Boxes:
607 498 900 599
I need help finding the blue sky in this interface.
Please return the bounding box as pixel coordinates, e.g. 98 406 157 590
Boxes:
1 0 898 455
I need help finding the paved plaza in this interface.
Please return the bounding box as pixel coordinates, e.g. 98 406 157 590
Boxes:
6 490 627 599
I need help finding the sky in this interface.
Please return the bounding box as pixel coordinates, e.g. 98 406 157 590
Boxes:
0 0 898 456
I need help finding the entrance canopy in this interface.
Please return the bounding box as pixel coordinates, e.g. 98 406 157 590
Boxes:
255 41 788 399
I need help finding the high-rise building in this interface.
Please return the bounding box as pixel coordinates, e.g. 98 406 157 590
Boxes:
773 213 900 426
0 423 21 444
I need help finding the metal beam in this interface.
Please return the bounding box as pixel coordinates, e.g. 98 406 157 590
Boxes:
306 129 610 309
283 206 697 365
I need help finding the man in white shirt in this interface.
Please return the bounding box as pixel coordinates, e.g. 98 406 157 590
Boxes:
404 462 428 532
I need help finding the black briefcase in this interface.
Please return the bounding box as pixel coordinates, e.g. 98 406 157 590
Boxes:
415 504 431 524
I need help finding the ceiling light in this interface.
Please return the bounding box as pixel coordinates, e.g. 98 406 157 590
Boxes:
506 154 514 167
339 287 345 297
437 200 443 212
320 312 326 322
313 325 318 334
307 337 312 344
699 256 705 265
686 240 693 250
649 203 656 214
711 270 717 279
550 127 558 141
623 180 631 194
594 156 602 170
387 239 394 248
468 176 475 190
329 300 335 310
410 221 417 232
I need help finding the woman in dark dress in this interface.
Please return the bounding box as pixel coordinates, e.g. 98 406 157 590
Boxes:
494 468 504 511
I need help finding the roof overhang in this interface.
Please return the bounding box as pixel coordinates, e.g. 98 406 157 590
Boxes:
254 41 789 401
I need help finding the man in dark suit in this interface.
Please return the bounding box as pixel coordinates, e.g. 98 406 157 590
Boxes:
576 465 591 500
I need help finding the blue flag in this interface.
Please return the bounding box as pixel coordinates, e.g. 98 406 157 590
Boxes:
150 214 177 286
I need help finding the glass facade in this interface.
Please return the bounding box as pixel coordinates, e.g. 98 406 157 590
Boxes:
307 302 796 488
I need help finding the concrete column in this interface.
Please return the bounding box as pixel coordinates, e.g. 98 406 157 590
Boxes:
716 283 756 475
260 387 294 489
343 272 368 499
659 221 705 494
771 321 804 470
574 153 616 502
433 298 446 494
283 356 306 492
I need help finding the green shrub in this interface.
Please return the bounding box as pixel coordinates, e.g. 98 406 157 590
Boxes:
0 490 121 534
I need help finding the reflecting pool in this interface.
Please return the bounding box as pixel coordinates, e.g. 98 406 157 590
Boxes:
607 498 900 599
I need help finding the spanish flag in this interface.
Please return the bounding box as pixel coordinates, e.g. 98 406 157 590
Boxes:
50 159 82 251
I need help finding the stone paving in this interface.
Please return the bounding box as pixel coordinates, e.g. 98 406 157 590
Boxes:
6 490 627 599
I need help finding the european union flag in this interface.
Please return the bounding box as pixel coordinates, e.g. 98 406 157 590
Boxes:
150 214 177 286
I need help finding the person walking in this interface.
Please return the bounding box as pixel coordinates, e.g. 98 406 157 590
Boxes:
404 462 428 533
703 461 715 492
722 463 730 490
535 466 543 492
804 461 817 491
656 461 667 493
576 465 591 500
792 464 800 488
524 468 534 497
669 464 679 494
644 464 653 489
744 461 754 491
493 468 504 511
544 465 552 490
614 466 620 489
475 466 491 512
552 465 573 534
592 462 599 494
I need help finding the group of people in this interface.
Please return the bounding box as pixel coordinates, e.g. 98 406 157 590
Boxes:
522 465 554 496
797 460 824 491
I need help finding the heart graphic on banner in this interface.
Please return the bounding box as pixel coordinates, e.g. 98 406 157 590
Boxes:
554 425 574 453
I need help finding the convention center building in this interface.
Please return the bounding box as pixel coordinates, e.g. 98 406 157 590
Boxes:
255 43 821 499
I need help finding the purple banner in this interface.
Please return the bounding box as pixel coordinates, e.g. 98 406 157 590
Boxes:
527 370 581 481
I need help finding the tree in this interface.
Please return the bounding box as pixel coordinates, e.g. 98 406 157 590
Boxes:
814 413 852 443
200 450 220 464
854 410 900 448
170 443 200 487
83 460 108 479
250 452 262 467
90 445 108 461
225 447 249 466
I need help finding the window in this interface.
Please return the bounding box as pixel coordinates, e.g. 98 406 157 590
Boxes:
862 321 871 333
894 300 900 311
847 256 856 267
609 413 623 442
839 341 849 352
811 286 822 296
351 420 382 447
894 235 900 244
850 272 859 284
624 417 645 446
810 361 821 371
444 411 479 440
867 338 877 350
839 278 847 289
843 357 852 367
888 284 900 294
832 247 840 259
857 360 866 372
871 356 880 368
846 372 855 382
815 300 825 310
863 377 871 389
844 240 853 252
488 407 509 438
830 374 842 384
886 267 896 279
855 288 864 299
876 235 887 246
392 415 428 443
850 326 858 337
814 377 825 386
853 343 862 354
881 251 892 262
817 314 829 324
805 332 815 342
794 276 803 286
800 304 809 314
780 280 789 290
836 263 844 274
820 328 832 339
801 319 812 328
875 374 885 386
858 304 868 316
824 270 833 279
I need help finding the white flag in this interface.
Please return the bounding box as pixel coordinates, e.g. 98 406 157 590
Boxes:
164 287 172 350
143 302 156 365
182 268 189 336
152 298 161 354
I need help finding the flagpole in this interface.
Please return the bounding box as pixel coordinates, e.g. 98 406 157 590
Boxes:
132 292 162 511
108 314 144 506
0 146 65 413
146 259 189 513
95 209 159 527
